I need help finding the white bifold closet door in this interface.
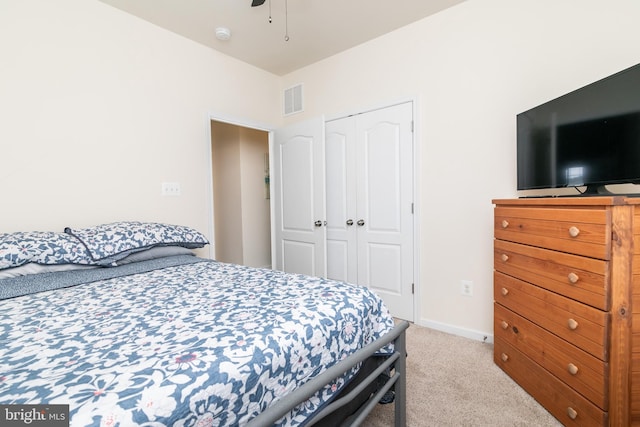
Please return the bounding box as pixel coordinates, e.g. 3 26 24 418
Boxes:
272 117 326 277
325 102 414 321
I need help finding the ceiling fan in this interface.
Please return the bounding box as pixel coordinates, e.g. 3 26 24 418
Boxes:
251 0 291 41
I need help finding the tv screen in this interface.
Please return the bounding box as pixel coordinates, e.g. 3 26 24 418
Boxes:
517 63 640 194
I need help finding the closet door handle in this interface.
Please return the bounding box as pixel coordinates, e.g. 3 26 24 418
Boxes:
357 219 365 226
346 219 354 226
314 220 322 227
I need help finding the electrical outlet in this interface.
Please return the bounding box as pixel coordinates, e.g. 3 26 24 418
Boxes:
161 182 181 196
461 280 473 297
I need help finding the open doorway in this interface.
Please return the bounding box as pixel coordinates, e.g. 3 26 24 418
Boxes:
210 120 271 268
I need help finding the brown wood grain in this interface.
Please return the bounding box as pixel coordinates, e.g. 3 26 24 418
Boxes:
608 205 633 426
494 303 608 409
493 198 638 426
494 338 607 426
495 272 608 360
494 240 609 310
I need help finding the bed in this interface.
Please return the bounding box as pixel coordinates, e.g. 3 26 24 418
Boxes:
0 221 408 426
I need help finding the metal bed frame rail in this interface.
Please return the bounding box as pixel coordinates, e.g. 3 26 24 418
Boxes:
247 320 410 427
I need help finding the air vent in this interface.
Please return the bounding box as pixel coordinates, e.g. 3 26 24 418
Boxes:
283 83 303 116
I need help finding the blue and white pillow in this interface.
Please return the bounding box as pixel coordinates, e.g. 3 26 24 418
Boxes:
0 231 93 270
64 221 208 266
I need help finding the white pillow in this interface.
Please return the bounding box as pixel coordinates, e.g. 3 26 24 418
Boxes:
0 263 97 280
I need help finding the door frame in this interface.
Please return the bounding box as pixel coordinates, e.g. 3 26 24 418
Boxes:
325 97 421 323
205 111 275 265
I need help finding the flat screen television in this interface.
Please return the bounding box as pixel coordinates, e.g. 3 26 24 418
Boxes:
517 63 640 195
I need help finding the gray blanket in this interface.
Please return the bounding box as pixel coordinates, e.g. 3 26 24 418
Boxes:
0 255 207 300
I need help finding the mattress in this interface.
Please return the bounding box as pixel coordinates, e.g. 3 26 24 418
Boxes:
0 255 395 426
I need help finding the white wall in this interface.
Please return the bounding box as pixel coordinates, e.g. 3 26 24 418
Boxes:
0 0 280 245
239 128 271 268
3 0 640 341
280 0 640 339
211 121 244 264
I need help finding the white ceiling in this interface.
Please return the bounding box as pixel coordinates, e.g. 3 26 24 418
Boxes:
98 0 466 76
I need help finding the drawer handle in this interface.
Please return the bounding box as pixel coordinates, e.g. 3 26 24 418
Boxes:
567 272 579 284
568 363 579 375
567 407 578 420
501 219 509 229
501 353 509 362
568 226 580 238
501 287 509 296
500 320 509 330
567 318 579 330
500 254 509 262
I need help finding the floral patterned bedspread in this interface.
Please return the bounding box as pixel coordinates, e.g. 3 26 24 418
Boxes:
0 258 394 426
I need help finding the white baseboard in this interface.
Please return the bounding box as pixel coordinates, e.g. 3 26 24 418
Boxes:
416 318 494 344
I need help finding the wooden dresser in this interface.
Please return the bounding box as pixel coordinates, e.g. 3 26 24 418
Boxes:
493 197 640 426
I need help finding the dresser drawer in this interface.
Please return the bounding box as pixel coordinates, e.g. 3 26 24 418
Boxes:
495 338 608 427
495 271 610 361
495 303 609 409
495 239 610 311
495 206 611 259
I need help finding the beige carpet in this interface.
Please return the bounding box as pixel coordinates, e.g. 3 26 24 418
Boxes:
362 323 563 427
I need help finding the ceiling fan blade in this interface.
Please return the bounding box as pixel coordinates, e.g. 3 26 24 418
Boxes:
251 0 266 6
